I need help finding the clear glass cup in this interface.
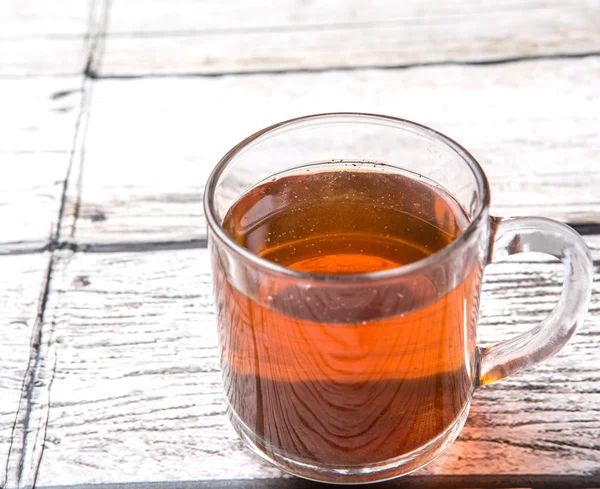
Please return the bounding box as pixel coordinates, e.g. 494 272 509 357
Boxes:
204 113 593 484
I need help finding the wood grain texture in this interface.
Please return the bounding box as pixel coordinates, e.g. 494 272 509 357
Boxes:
0 253 51 487
72 57 600 247
0 78 84 251
96 0 600 75
0 0 93 76
33 238 600 486
0 40 88 77
1 0 88 37
105 0 599 33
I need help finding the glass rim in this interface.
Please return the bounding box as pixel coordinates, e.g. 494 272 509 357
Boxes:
204 112 491 283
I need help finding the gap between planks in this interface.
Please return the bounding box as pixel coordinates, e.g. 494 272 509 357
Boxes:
3 219 599 258
2 25 96 488
84 51 600 80
7 225 597 258
3 257 57 488
31 474 600 489
4 51 600 81
71 223 600 255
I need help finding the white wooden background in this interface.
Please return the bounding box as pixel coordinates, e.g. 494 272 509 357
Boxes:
1 0 599 488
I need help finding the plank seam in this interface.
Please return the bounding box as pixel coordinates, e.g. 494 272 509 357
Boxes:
53 78 92 246
30 474 600 489
2 50 599 81
83 0 111 78
0 233 597 257
4 256 56 488
84 51 600 79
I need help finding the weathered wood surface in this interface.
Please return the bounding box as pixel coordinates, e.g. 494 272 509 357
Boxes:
96 0 600 75
70 57 600 248
6 0 600 77
0 253 51 487
29 239 599 486
1 0 88 36
0 77 85 252
0 0 91 76
106 0 600 33
0 40 88 77
2 0 600 487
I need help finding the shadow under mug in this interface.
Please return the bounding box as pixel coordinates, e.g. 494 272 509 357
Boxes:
204 113 593 484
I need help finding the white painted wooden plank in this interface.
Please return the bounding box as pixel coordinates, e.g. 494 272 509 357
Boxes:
73 57 600 247
34 239 600 485
106 0 597 33
0 253 51 487
0 0 89 76
98 0 600 75
4 253 66 489
0 40 88 76
0 154 69 252
0 0 103 76
0 78 84 250
0 78 83 152
34 248 282 485
1 0 88 37
0 78 83 248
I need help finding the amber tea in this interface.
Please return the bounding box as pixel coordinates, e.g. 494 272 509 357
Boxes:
216 162 480 466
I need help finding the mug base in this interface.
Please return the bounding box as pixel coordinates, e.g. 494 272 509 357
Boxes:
227 400 471 485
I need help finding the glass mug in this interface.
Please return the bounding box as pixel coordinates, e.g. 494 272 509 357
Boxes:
204 113 592 484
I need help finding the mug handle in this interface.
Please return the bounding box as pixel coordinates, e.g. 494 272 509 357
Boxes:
478 217 593 386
